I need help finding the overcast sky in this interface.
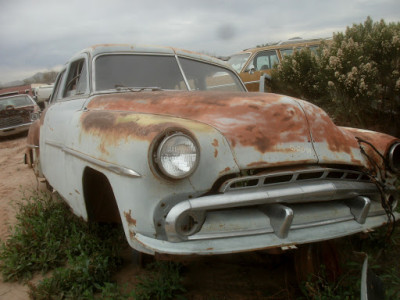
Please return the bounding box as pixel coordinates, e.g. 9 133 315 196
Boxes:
0 0 399 83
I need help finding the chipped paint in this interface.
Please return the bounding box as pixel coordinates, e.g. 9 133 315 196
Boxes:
124 210 137 226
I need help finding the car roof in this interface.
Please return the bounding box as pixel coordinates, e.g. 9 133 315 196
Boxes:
232 38 329 55
69 44 230 69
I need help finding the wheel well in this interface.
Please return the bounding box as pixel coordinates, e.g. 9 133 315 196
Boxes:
82 167 121 223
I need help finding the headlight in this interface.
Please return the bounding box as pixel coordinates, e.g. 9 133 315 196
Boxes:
388 142 400 173
155 133 199 179
30 112 40 122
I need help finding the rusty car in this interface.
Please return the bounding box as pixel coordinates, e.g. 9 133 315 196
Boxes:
227 38 327 92
0 94 40 137
25 44 400 263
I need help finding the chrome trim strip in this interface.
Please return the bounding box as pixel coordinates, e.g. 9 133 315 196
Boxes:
175 55 191 91
244 80 261 85
1 122 32 131
45 140 141 178
188 227 275 240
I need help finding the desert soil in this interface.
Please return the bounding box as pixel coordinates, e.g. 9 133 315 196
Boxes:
0 134 298 300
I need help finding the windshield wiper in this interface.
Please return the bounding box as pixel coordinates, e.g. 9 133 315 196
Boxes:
114 85 163 92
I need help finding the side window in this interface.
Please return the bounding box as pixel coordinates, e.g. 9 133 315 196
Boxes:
49 70 66 103
63 59 88 97
252 50 279 71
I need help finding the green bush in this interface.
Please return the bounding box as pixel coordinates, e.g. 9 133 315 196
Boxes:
272 17 400 134
0 191 185 299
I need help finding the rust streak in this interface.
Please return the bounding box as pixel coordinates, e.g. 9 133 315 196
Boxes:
124 210 137 226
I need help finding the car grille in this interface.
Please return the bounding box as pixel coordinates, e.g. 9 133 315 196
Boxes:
219 167 371 192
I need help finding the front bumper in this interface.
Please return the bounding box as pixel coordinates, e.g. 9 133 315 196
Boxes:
131 167 399 255
0 122 32 137
132 212 397 255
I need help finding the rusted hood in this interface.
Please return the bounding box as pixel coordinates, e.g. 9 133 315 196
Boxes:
85 91 367 169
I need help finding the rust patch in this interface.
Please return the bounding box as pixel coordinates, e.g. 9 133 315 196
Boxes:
299 100 360 155
219 167 231 176
212 139 219 147
86 91 311 154
129 229 136 240
214 148 218 158
74 189 80 195
124 210 137 226
247 159 313 169
81 110 182 147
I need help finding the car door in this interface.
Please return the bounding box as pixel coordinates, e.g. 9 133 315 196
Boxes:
40 54 90 204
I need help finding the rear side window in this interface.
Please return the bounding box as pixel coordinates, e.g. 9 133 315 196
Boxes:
63 59 88 97
50 70 66 103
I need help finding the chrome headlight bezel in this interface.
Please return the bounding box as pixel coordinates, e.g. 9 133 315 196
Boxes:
30 112 40 122
153 131 200 180
388 142 400 174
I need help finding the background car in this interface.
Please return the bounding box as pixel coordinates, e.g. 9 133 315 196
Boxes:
0 94 40 137
227 38 327 92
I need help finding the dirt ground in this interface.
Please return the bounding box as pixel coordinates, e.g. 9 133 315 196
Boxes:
0 134 299 300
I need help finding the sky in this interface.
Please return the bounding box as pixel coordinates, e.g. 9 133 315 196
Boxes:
0 0 399 84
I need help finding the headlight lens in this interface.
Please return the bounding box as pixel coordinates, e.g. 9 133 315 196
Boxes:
156 133 199 179
30 112 40 122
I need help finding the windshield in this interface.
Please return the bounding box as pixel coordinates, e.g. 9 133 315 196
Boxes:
227 53 251 72
179 58 244 92
0 95 34 111
94 54 244 92
95 54 187 91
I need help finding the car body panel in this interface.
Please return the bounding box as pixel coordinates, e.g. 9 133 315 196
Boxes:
26 44 400 256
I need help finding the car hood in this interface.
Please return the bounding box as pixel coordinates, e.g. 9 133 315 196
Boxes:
86 91 367 169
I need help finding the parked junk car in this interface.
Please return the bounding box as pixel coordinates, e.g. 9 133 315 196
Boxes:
33 84 54 109
228 38 327 92
25 44 400 260
0 94 40 137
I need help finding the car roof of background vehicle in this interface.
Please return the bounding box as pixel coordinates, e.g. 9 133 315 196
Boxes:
69 44 231 69
232 37 330 56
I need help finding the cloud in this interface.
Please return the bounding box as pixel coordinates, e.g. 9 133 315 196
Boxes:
0 0 399 83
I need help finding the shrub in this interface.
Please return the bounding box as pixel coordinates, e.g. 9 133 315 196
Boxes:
272 17 400 134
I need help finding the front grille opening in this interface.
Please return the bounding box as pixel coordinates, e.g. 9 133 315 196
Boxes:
326 171 344 179
297 172 324 180
360 174 370 181
264 174 293 185
345 173 359 180
230 179 259 189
